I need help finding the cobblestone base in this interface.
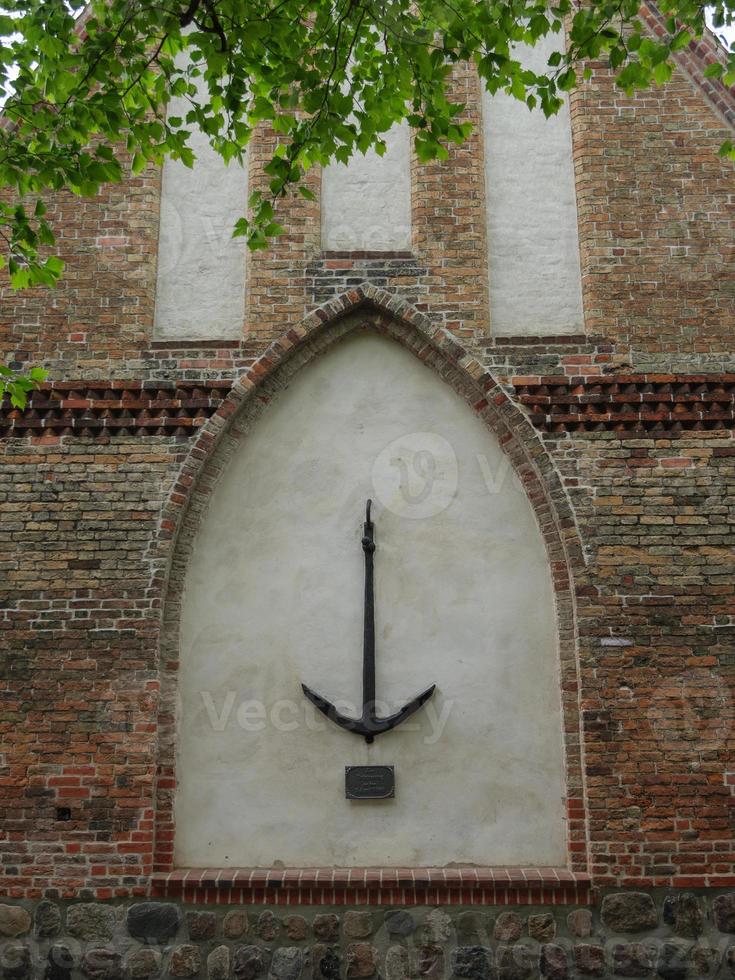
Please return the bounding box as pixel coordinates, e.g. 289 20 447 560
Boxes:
2 893 735 980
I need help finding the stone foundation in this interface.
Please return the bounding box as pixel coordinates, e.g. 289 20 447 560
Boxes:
2 893 735 980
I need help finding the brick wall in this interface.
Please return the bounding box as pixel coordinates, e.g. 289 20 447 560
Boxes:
569 59 735 357
0 16 734 913
0 160 160 376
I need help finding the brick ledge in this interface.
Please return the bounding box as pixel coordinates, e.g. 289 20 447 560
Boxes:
151 868 592 905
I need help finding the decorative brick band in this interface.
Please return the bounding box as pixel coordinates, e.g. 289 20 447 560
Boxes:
151 868 592 906
5 372 734 440
0 381 231 439
512 374 735 433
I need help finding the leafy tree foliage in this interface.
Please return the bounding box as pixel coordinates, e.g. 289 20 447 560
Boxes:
0 363 47 406
0 0 733 404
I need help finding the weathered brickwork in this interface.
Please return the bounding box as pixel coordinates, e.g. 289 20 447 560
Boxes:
2 295 733 899
545 431 735 888
2 894 735 980
569 55 734 356
409 61 490 340
0 160 160 375
0 3 733 939
1 439 187 896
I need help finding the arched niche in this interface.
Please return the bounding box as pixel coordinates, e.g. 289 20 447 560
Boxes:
165 319 573 867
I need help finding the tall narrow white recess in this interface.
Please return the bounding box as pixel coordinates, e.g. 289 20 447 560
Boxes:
154 72 248 340
321 123 412 251
483 35 584 335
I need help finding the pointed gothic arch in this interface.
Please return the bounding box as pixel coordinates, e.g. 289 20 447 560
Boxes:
150 285 589 875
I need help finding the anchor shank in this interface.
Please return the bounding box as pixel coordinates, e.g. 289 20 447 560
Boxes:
302 498 436 745
362 501 376 722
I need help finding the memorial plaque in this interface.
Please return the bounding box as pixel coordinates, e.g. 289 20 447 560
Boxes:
345 765 395 799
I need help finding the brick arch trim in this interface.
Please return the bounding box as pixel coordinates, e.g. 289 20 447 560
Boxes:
150 284 589 877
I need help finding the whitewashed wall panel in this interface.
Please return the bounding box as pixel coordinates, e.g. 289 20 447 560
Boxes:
154 82 248 340
483 36 584 335
321 123 412 251
175 332 566 867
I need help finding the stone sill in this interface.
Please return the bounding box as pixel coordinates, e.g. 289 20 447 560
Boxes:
151 868 592 906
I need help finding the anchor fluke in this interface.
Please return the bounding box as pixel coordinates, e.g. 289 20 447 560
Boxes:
302 500 436 744
302 681 436 744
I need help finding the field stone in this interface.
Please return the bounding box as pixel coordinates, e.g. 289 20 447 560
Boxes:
417 944 444 980
309 947 323 980
385 946 408 980
186 912 216 941
726 947 735 975
170 945 202 978
313 947 340 980
343 913 372 939
224 911 248 940
384 912 415 938
611 942 655 977
81 948 123 980
451 947 494 980
313 916 340 943
0 906 32 937
573 945 605 977
127 948 162 980
234 946 269 980
35 901 62 939
126 904 181 944
539 944 567 980
662 894 703 939
1 943 32 980
657 942 688 980
713 895 735 934
494 914 522 943
601 894 658 933
567 910 592 939
688 945 719 976
270 949 302 980
257 912 279 942
496 945 532 980
45 944 75 980
284 916 308 941
208 947 230 980
67 904 117 941
424 910 451 943
528 914 556 942
346 944 376 978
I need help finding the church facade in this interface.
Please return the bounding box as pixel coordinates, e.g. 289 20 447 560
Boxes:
1 11 734 980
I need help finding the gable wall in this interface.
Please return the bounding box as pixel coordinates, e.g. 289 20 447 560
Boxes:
0 30 734 941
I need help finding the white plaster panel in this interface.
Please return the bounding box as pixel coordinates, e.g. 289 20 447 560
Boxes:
154 85 248 339
321 124 411 251
175 332 567 867
483 35 584 335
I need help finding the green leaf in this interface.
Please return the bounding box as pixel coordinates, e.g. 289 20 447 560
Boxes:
704 62 724 78
670 30 693 51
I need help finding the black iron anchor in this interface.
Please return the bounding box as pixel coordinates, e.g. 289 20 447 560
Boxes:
302 499 436 743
